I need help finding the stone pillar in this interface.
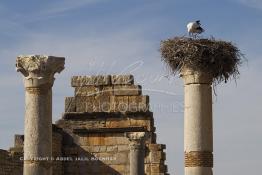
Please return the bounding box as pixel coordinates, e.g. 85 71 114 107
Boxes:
181 68 213 175
16 55 65 175
126 132 147 175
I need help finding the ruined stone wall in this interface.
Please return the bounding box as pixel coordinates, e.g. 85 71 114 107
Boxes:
52 126 64 175
0 128 63 175
0 149 22 175
0 135 23 175
56 75 169 175
0 74 169 175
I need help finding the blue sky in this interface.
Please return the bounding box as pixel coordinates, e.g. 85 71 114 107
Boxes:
0 0 262 174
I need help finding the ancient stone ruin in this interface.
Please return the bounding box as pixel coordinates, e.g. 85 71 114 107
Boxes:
1 34 243 175
0 56 169 175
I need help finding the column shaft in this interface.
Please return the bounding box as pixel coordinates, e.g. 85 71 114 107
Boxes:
182 69 213 175
130 143 145 175
24 86 52 175
184 84 213 151
126 132 147 175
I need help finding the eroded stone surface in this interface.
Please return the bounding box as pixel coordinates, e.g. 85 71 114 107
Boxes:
71 75 111 87
2 74 169 175
16 55 65 175
16 55 65 88
71 75 135 87
111 75 134 85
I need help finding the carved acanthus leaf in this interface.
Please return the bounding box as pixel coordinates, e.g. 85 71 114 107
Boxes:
16 55 65 78
126 132 147 141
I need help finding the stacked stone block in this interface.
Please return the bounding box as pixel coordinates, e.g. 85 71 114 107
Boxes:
52 125 64 175
0 149 23 175
0 127 63 175
0 74 169 175
56 75 169 175
146 144 168 175
67 75 148 113
0 135 23 175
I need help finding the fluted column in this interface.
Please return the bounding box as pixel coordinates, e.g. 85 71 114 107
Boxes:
181 68 213 175
16 55 65 175
126 132 147 175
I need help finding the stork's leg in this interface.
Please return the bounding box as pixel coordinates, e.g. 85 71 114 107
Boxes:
195 34 199 39
194 33 198 39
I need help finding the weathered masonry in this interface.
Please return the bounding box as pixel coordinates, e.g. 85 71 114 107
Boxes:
0 74 169 175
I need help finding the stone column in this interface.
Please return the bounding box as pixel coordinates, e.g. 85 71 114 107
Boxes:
181 68 213 175
126 132 147 175
16 55 65 175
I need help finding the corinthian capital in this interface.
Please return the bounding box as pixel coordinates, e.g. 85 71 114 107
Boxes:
126 132 146 140
16 55 65 88
126 132 148 150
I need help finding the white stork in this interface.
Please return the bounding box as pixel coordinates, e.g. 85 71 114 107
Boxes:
187 20 205 37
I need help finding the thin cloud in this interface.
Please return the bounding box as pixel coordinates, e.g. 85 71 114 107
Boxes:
233 0 262 10
40 0 108 16
0 0 108 25
1 1 262 174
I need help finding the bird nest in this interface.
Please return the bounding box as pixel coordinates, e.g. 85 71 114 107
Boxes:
160 37 244 84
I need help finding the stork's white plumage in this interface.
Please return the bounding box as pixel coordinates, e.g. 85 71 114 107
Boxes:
187 20 204 37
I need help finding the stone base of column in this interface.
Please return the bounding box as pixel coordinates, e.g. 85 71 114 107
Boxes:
185 167 213 175
24 161 52 175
